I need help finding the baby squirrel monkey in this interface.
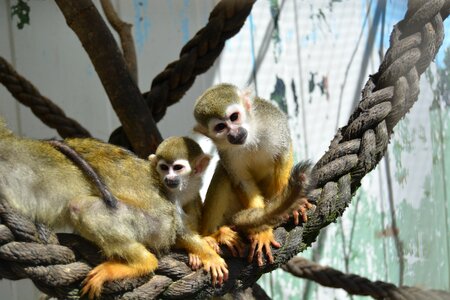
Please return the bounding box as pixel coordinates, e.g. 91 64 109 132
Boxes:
194 83 313 266
149 136 228 285
0 121 183 299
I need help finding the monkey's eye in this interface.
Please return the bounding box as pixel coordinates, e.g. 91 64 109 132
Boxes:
159 164 169 171
214 123 227 133
173 164 184 171
229 112 239 122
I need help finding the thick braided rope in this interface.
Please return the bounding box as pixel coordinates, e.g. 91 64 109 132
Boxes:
110 0 255 148
0 1 449 299
283 257 450 300
0 57 91 138
145 0 256 123
301 0 447 249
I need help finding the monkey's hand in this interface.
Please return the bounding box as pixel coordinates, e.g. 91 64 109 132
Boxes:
210 226 245 257
188 253 203 270
248 228 280 267
203 236 221 253
178 235 229 286
291 197 315 225
202 252 229 286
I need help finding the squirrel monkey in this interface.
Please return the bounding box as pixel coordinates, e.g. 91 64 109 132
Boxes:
193 83 313 266
0 121 182 299
149 136 228 285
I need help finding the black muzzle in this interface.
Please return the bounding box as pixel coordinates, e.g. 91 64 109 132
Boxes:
227 127 248 145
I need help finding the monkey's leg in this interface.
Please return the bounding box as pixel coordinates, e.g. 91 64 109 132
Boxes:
270 153 313 225
177 234 228 286
232 176 283 265
68 197 159 299
285 160 315 225
267 150 294 198
201 164 244 255
201 165 235 235
82 242 158 299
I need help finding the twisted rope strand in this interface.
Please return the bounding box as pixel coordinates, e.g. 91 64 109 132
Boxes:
145 0 256 122
0 57 91 138
283 257 450 300
109 0 255 149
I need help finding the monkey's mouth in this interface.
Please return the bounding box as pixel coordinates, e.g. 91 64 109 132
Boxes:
227 128 248 145
165 178 180 189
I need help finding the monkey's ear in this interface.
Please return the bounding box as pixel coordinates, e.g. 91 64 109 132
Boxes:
148 154 158 167
193 154 211 175
238 87 253 111
193 124 208 135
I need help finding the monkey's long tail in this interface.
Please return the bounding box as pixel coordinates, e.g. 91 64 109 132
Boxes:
231 160 314 233
0 118 14 139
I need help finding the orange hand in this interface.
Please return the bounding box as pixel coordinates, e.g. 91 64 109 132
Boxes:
184 235 229 286
188 253 202 270
202 253 229 286
292 197 315 225
248 228 280 266
203 236 221 253
211 226 245 257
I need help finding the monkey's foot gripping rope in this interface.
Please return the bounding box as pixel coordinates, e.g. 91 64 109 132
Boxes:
1 0 450 299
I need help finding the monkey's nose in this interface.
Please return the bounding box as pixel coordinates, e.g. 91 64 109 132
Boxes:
165 177 180 189
227 127 247 145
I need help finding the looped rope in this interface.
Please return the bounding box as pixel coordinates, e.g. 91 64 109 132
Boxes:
146 0 256 122
0 57 91 138
1 1 450 299
109 0 255 149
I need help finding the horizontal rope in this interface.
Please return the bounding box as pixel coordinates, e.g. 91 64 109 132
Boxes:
283 257 450 300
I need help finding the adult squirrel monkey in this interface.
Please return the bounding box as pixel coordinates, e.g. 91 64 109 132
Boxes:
0 121 183 299
149 136 228 285
193 83 313 266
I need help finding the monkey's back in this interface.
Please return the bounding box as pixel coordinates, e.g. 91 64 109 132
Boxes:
253 97 291 152
0 136 178 248
65 138 180 251
0 135 93 227
65 138 160 207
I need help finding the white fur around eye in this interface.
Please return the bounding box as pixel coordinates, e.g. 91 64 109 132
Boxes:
157 159 169 173
209 119 227 135
172 159 191 174
225 104 246 123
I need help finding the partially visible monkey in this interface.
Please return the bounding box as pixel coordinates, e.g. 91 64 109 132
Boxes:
0 120 182 299
149 136 228 285
194 83 313 266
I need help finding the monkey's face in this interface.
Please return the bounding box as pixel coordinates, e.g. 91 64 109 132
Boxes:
156 159 192 191
204 103 249 148
149 137 211 200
